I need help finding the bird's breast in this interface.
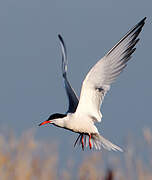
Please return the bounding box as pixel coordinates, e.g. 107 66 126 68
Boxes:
64 115 98 134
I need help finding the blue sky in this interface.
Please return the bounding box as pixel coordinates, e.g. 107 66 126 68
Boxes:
0 0 152 168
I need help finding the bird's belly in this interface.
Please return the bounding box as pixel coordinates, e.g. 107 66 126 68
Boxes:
65 118 97 134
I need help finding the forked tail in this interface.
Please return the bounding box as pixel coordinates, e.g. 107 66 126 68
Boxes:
91 133 123 152
74 133 123 152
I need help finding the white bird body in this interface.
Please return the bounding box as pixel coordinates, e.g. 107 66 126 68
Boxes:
39 17 146 151
65 113 98 134
49 113 98 134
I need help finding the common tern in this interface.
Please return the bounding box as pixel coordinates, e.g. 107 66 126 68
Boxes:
39 17 146 151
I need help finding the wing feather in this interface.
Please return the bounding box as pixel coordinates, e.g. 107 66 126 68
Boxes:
75 17 146 122
58 35 79 113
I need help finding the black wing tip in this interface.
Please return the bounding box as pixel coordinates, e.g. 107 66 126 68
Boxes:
106 17 146 57
133 17 147 34
142 17 147 22
58 34 63 41
58 33 67 57
137 17 147 28
139 17 147 24
58 34 61 38
131 17 146 42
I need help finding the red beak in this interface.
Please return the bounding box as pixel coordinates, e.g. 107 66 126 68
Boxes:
39 120 51 126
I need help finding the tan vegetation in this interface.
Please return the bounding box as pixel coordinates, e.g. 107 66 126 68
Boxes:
0 128 152 180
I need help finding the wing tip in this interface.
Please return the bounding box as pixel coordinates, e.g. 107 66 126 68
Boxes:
141 17 147 22
106 17 146 57
136 17 146 30
58 33 61 38
58 34 64 43
58 34 68 71
138 17 147 26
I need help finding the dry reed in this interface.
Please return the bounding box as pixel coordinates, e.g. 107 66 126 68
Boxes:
0 128 152 180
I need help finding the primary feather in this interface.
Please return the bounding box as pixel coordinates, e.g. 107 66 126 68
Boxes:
58 34 79 113
75 17 146 122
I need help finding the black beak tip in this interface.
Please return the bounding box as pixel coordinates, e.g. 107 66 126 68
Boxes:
38 123 42 126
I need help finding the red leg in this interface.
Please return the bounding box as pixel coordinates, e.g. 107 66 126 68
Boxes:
89 134 92 149
81 134 84 151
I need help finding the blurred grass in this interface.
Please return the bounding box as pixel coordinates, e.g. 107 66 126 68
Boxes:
0 128 152 180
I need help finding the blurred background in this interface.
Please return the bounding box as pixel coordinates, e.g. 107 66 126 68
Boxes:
0 0 152 179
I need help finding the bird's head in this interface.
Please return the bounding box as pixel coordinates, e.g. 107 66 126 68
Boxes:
39 113 67 126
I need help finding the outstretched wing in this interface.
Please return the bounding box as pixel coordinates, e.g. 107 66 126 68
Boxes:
75 17 146 122
58 34 79 113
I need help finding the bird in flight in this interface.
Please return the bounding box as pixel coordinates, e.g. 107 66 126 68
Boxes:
39 17 146 151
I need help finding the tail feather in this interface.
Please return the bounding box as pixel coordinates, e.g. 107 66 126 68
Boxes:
92 134 123 152
74 133 123 152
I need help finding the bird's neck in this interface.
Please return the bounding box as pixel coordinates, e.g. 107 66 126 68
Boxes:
52 115 68 128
